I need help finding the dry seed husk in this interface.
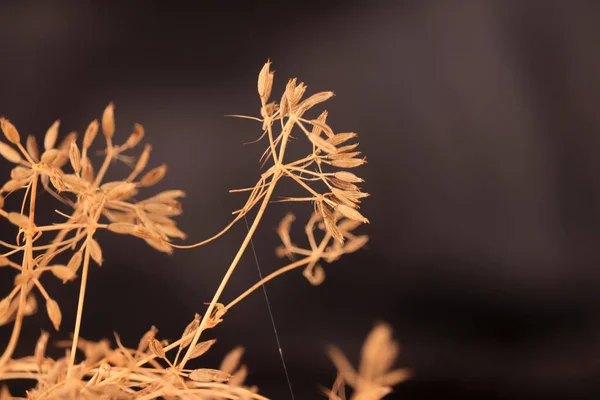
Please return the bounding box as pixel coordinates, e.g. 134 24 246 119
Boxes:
139 164 167 187
7 212 30 228
44 120 60 150
337 204 369 223
69 142 81 173
189 369 231 383
89 239 103 265
334 171 363 183
83 120 99 150
310 119 334 138
307 133 337 154
298 91 334 112
123 123 144 149
319 201 344 243
220 346 244 374
102 103 115 139
41 148 61 165
50 265 77 283
327 151 362 160
330 177 359 191
188 339 217 360
26 135 39 161
148 338 165 358
107 223 137 235
0 141 22 164
257 62 274 101
46 298 62 330
1 118 20 144
331 158 366 168
327 132 357 146
68 251 83 273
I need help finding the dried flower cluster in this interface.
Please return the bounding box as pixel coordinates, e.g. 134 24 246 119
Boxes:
0 62 406 399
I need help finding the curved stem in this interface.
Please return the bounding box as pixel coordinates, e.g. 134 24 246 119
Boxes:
225 257 312 311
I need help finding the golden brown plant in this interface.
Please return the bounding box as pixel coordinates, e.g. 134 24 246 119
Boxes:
0 62 400 399
325 324 412 400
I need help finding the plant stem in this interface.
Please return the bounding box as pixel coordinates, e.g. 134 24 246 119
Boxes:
66 230 93 379
66 201 105 378
225 257 312 311
0 171 38 370
179 171 281 369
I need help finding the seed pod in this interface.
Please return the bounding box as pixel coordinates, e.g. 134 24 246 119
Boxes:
69 142 81 174
148 338 165 359
179 314 201 349
40 148 61 165
137 325 158 353
188 339 217 360
46 298 62 331
130 144 152 179
81 157 95 183
50 265 76 283
310 118 334 138
88 239 103 266
298 91 334 113
220 346 244 375
7 212 30 228
26 135 40 162
67 251 83 273
83 120 99 151
257 61 274 101
107 223 138 235
0 118 20 144
327 132 357 146
337 204 369 224
331 158 366 168
334 171 363 183
307 133 337 154
318 200 343 243
0 141 22 164
102 103 115 139
123 123 144 149
44 120 60 150
189 368 231 383
139 164 167 187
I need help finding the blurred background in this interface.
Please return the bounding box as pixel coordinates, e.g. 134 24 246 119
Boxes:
1 0 600 398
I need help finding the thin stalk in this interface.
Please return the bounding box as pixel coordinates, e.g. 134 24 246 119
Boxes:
225 257 312 311
66 202 105 378
66 230 93 378
0 171 38 370
178 171 281 369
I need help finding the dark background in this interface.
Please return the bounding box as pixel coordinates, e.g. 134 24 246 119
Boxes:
1 1 600 398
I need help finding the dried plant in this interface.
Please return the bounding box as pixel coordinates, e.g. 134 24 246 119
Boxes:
325 324 412 400
0 62 405 399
